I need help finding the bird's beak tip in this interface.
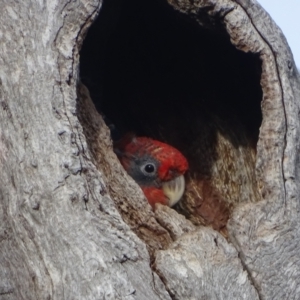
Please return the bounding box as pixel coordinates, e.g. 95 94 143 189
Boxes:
162 175 185 207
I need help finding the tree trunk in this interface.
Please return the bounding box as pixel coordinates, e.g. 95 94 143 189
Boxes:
1 0 299 299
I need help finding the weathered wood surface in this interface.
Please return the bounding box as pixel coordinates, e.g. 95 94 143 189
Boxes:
0 0 300 299
0 1 170 299
227 1 300 298
165 0 300 298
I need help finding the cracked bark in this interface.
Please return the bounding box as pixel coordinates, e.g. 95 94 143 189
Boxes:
0 0 300 299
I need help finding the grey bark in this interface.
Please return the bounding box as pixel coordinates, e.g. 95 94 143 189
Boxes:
0 1 299 300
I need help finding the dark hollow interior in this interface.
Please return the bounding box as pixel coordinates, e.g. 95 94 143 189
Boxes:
80 0 262 182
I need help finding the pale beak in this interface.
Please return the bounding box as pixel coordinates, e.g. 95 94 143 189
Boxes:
162 175 185 207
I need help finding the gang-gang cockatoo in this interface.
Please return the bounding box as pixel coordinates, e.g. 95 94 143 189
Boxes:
114 134 188 208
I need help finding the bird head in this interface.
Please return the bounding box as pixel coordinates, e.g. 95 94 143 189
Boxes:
114 134 188 207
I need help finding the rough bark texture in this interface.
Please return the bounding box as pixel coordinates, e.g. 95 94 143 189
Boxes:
0 1 170 299
161 0 300 298
0 0 300 300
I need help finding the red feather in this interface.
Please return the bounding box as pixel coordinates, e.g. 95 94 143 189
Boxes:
141 187 169 206
114 133 188 207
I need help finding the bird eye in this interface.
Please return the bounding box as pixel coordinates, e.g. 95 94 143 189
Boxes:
144 163 155 173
